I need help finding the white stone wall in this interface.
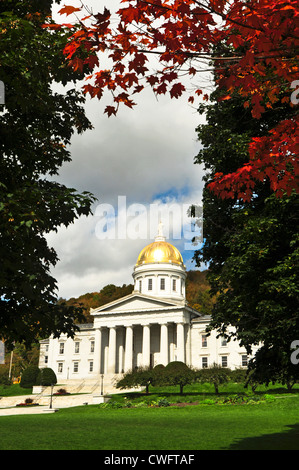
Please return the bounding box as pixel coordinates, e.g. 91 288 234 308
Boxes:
40 327 98 381
40 316 259 382
133 262 186 301
190 319 256 370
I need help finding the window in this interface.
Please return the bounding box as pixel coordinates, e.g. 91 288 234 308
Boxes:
44 356 48 364
221 356 228 368
73 362 79 373
221 337 227 347
90 341 95 353
75 342 80 354
160 278 165 290
89 361 94 372
139 280 142 292
172 279 176 291
202 335 208 348
58 363 63 373
148 278 152 290
241 355 248 367
59 343 64 354
202 357 208 368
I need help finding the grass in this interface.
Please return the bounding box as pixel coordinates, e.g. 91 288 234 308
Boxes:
0 384 32 397
1 383 299 450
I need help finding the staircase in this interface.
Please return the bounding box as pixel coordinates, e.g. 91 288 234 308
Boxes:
50 374 124 395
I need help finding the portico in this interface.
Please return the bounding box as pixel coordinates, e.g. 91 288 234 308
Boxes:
90 292 198 374
91 321 189 374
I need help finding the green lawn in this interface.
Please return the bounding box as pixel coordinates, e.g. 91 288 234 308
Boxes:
0 384 32 397
1 384 299 450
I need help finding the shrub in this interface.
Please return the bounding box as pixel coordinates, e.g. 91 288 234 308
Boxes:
25 398 34 404
157 398 170 407
36 367 57 386
20 365 40 388
201 398 215 405
116 362 196 395
263 394 276 403
165 361 188 371
53 388 70 396
230 368 248 384
116 367 155 394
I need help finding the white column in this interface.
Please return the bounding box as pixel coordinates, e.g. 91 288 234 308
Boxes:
94 328 102 374
186 323 192 366
107 327 117 374
160 323 168 366
118 328 125 374
142 324 151 368
124 325 133 372
176 323 185 363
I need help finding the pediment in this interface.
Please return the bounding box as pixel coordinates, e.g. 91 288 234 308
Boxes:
91 293 184 316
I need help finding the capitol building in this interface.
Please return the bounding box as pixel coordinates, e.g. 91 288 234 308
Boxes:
39 225 253 385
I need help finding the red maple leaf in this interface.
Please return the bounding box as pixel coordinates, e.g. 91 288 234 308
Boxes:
59 6 81 16
170 82 186 99
104 105 117 117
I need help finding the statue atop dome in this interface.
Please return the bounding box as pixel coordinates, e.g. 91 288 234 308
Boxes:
155 221 166 242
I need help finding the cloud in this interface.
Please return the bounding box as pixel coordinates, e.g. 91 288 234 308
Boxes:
47 0 208 300
46 186 204 300
56 89 204 204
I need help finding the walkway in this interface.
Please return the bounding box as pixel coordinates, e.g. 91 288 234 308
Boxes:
0 393 109 416
0 378 141 416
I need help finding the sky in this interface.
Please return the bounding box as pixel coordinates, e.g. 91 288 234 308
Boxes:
47 0 213 300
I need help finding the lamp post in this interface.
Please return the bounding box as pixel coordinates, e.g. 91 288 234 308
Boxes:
8 349 13 380
100 374 104 396
49 384 54 409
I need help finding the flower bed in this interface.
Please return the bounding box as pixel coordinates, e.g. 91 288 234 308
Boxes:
53 388 70 396
16 398 39 407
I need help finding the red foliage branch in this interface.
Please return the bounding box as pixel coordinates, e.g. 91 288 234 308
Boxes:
45 0 299 200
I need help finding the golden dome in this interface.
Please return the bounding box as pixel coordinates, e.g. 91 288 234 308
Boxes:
136 240 184 266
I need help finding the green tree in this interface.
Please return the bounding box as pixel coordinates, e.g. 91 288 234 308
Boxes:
164 362 196 395
116 367 156 394
0 0 96 348
196 364 231 394
193 71 299 385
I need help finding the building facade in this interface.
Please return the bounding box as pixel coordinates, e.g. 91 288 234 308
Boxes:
39 226 253 382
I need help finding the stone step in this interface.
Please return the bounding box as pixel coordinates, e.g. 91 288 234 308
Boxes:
33 374 123 396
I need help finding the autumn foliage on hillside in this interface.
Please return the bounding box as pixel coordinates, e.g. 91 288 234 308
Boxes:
43 0 299 202
185 270 217 315
58 283 134 323
59 271 214 323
